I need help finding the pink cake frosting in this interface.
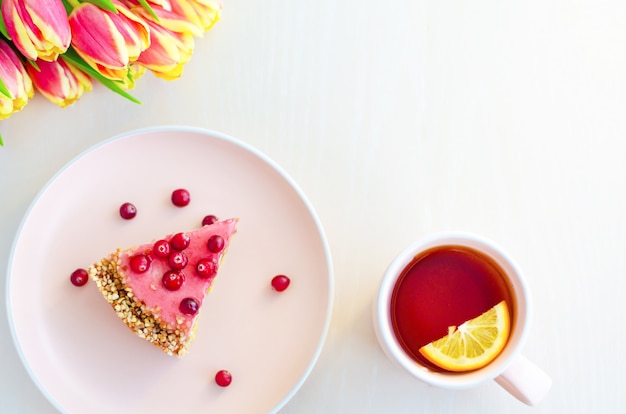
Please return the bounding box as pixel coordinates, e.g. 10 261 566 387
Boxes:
119 218 238 330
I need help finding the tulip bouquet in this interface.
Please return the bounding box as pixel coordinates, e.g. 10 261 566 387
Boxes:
0 0 222 145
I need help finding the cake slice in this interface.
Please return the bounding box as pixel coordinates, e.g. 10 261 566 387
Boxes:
88 218 238 356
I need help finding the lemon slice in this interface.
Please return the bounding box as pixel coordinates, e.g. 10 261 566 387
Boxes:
419 301 510 372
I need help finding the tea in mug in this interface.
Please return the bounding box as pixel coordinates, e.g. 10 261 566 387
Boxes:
390 244 514 371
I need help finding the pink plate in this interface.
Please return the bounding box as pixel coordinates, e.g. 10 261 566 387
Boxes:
6 127 333 414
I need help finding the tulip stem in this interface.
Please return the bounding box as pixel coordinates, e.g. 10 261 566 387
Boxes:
0 78 10 99
0 11 9 40
64 0 81 9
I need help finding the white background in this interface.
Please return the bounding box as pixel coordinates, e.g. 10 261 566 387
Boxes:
1 1 624 412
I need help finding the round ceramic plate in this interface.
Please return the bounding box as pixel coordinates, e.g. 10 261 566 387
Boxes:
6 127 333 414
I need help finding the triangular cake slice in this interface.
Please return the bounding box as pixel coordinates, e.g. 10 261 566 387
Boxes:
88 218 238 357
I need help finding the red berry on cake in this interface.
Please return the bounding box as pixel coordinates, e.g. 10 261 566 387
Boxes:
153 239 171 258
271 275 290 292
196 258 217 278
170 232 190 251
119 202 137 219
129 254 151 273
168 251 188 270
162 270 186 291
202 215 218 226
70 268 89 286
207 235 224 253
86 218 238 356
179 297 199 315
171 189 190 207
215 370 232 387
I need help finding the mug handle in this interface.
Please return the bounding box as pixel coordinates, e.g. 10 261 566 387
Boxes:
494 354 552 406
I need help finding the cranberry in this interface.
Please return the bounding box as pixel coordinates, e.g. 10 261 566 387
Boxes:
207 235 224 253
196 258 217 278
202 215 218 226
119 202 137 219
215 370 232 387
168 251 188 270
153 239 170 258
129 254 151 273
179 297 199 315
171 188 190 207
70 268 89 286
170 232 190 251
271 275 290 292
162 270 185 291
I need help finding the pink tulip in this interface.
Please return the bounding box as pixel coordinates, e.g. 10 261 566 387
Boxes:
132 4 198 80
110 1 151 61
27 58 92 108
170 0 222 33
1 0 71 62
133 2 203 37
0 39 33 120
135 19 194 80
68 2 150 81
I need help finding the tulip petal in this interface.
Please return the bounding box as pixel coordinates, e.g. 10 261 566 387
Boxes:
27 58 92 107
136 19 194 81
134 3 203 37
25 0 72 48
2 0 71 61
110 1 150 61
70 4 129 67
0 39 33 119
2 1 39 60
142 0 172 11
170 0 222 33
69 3 131 80
137 24 181 71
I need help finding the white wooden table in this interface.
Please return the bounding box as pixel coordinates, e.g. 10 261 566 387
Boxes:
1 1 623 412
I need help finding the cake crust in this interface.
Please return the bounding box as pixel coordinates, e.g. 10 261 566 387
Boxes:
88 250 189 357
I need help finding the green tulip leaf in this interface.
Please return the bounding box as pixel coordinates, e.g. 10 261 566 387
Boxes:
61 0 75 14
0 133 4 147
81 0 118 13
26 59 40 72
0 10 10 40
137 0 158 20
0 77 11 99
62 48 141 104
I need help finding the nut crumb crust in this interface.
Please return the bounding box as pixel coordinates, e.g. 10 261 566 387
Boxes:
88 249 189 357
